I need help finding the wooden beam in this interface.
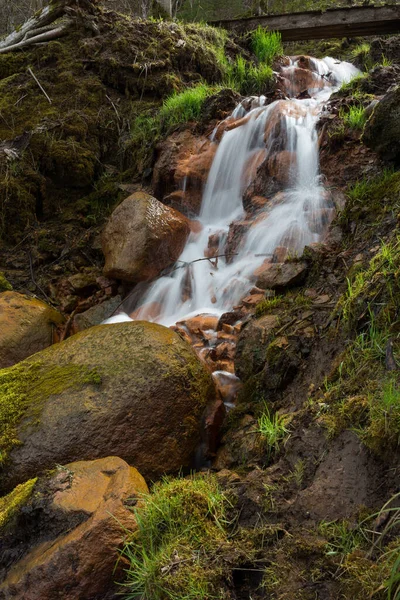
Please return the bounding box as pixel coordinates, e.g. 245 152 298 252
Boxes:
210 5 400 41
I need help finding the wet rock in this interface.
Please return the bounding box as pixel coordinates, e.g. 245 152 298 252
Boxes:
278 67 329 97
152 130 210 201
181 314 219 336
361 64 400 96
363 85 400 164
214 415 262 471
175 142 216 189
217 310 245 330
200 88 242 123
1 321 214 489
235 314 279 381
71 296 122 334
0 457 148 599
0 292 64 369
255 261 308 291
102 191 190 283
267 150 295 185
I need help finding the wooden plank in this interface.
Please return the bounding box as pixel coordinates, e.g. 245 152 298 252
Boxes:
210 5 400 41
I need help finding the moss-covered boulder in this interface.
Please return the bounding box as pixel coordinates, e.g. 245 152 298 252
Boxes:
0 457 148 599
0 291 64 369
0 321 214 489
363 86 400 164
102 191 190 282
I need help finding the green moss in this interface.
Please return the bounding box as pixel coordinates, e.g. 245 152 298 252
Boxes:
0 362 101 465
0 477 37 529
0 272 12 292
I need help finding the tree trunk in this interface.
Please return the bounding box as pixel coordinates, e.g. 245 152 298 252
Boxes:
0 0 99 53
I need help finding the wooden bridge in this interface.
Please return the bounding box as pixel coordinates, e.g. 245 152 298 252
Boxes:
210 4 400 41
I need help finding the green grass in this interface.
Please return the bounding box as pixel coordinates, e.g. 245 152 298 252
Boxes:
339 104 366 130
251 28 283 66
339 73 368 95
257 404 290 462
255 295 284 317
226 55 274 95
120 474 231 600
159 83 219 129
318 520 363 557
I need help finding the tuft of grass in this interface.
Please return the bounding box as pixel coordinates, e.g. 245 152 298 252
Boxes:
339 104 366 130
339 73 368 95
318 520 363 557
159 83 219 129
226 55 274 96
255 295 283 317
251 28 283 66
256 404 290 462
120 474 231 600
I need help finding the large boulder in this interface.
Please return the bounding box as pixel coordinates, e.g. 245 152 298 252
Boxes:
102 191 190 282
0 292 64 369
0 457 148 600
0 321 214 489
363 86 400 164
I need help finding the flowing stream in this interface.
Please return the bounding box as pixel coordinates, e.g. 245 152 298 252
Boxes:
107 56 359 328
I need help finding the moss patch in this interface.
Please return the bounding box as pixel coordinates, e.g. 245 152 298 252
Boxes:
0 362 101 465
0 272 12 292
0 477 37 530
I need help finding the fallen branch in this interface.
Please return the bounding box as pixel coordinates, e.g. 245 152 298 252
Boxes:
28 67 52 103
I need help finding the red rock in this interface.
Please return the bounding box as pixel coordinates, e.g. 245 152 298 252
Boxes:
246 195 269 212
272 246 289 263
242 149 267 188
267 150 295 185
254 259 273 278
130 301 162 321
205 231 223 258
222 323 235 334
152 129 210 199
242 293 265 307
181 314 219 335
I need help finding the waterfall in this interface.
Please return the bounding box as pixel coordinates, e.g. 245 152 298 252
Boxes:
105 56 360 328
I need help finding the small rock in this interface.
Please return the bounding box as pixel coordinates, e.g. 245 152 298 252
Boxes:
256 262 308 290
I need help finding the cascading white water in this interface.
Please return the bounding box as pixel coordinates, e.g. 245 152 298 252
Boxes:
106 57 360 327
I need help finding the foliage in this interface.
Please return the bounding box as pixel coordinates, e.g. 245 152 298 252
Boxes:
256 404 290 462
251 28 283 66
120 474 231 600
